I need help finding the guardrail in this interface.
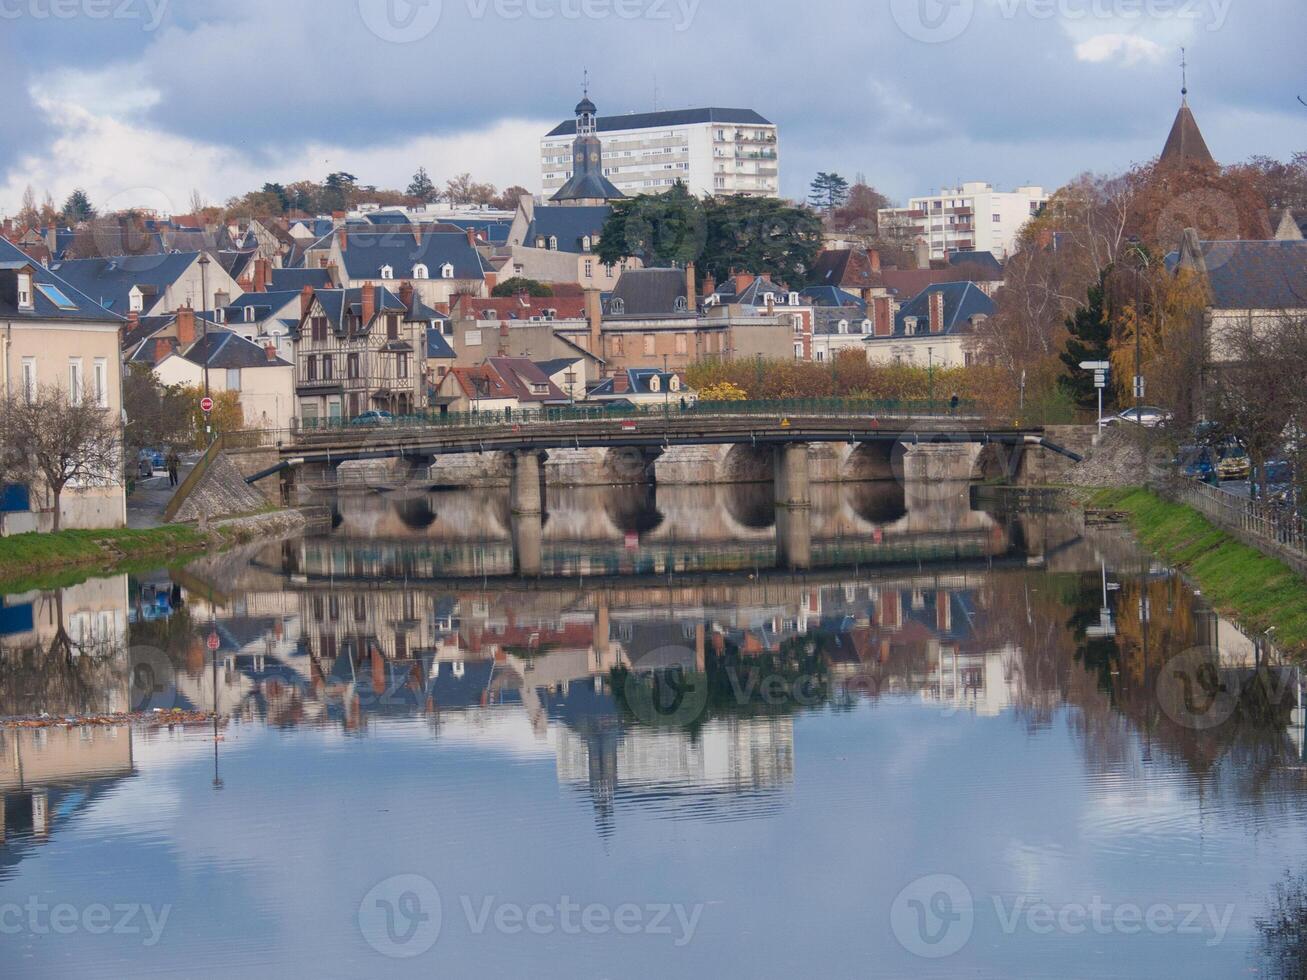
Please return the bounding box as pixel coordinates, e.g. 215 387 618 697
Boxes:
1170 478 1307 557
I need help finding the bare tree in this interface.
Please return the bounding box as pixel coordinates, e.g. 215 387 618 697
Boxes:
0 383 122 531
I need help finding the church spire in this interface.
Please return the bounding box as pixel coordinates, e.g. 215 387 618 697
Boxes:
1180 46 1189 105
1160 49 1215 167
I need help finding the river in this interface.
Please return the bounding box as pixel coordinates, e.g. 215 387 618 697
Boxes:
1 483 1305 978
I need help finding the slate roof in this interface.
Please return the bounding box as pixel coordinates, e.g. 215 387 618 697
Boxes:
535 357 583 377
947 250 1004 278
49 251 200 313
547 107 772 137
220 290 303 325
588 368 685 397
0 237 121 322
520 206 612 254
808 249 879 291
270 267 333 290
1168 239 1307 310
813 306 871 336
884 281 996 338
442 218 513 245
605 267 693 318
551 170 623 204
297 286 408 337
336 232 488 282
452 293 586 321
180 328 291 369
1160 102 1216 167
733 274 790 306
799 285 866 311
426 327 455 360
217 249 257 281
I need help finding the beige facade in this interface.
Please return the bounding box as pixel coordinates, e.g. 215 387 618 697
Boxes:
2 317 126 531
154 354 295 430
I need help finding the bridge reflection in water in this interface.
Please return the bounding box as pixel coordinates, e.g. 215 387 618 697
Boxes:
304 478 1004 579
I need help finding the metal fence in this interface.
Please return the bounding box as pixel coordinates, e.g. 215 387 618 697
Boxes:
1170 478 1307 556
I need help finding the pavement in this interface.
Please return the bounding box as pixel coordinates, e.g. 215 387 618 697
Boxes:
125 456 198 529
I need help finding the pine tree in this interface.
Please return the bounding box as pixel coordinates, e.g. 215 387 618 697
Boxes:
62 188 95 223
1059 270 1115 410
808 172 850 211
407 166 437 203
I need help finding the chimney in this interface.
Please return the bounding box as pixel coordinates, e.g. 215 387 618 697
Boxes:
325 262 339 285
702 273 716 297
685 262 696 312
300 285 314 318
734 272 752 295
398 281 414 310
431 300 449 315
153 337 172 363
214 290 230 310
929 291 945 334
484 270 497 292
254 257 269 292
868 249 881 273
465 228 476 248
613 371 630 394
175 305 197 345
127 310 140 332
585 288 603 362
914 236 930 269
361 282 376 325
873 296 892 337
337 228 348 251
265 343 278 363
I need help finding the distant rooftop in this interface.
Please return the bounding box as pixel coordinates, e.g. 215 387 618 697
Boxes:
547 107 772 138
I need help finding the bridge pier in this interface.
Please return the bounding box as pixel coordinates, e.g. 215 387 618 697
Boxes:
511 512 543 577
774 443 811 570
510 451 543 516
510 449 543 575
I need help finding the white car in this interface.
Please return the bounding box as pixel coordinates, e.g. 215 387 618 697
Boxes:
1108 406 1172 428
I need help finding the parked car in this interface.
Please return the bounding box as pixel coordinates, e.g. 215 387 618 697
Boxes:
1107 406 1173 428
348 410 394 427
1217 448 1251 481
1175 445 1216 482
136 448 165 477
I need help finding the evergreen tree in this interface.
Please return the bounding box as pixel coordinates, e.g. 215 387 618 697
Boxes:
1059 270 1115 411
407 166 437 203
61 188 95 223
808 172 850 211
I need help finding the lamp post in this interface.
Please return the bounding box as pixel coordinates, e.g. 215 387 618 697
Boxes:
927 346 934 410
198 253 212 445
662 353 670 417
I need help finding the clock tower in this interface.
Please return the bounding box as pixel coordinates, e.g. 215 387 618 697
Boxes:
550 89 624 206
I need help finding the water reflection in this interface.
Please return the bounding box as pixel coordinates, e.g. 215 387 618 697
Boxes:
3 504 1307 977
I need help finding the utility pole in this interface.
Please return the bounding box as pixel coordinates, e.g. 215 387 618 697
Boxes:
198 253 213 445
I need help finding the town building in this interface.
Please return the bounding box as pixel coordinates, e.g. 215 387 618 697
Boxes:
878 183 1047 261
49 250 241 317
862 281 996 368
0 238 126 532
327 229 492 308
586 367 694 407
500 196 635 290
541 103 779 200
434 357 570 414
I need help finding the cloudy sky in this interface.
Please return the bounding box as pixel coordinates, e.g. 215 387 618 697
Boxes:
0 0 1302 215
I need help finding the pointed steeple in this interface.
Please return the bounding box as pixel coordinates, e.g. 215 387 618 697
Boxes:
1160 49 1215 167
1276 208 1305 241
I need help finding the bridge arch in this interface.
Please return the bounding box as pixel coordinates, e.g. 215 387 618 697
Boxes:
844 442 896 482
722 444 775 484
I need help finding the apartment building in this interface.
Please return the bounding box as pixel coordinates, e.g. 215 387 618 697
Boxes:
541 104 779 199
879 182 1047 261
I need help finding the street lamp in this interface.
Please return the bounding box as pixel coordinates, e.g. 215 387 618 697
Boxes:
662 353 670 417
198 252 213 445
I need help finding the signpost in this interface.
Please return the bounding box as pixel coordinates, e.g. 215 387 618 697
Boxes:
200 396 214 414
206 630 220 652
1080 361 1110 434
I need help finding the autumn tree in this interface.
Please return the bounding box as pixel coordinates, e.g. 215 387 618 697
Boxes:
831 182 889 235
492 277 553 297
17 185 39 228
492 185 531 210
181 387 242 448
123 364 195 455
0 383 121 531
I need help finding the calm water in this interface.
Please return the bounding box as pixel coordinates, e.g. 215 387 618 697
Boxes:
3 484 1307 978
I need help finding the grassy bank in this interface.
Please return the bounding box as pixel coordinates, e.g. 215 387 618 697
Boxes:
0 523 240 593
1091 487 1307 653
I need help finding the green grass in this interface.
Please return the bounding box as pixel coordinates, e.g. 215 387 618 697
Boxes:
0 525 214 592
1091 487 1307 653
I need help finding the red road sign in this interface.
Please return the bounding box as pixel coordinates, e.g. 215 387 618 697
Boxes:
206 631 220 651
200 396 214 413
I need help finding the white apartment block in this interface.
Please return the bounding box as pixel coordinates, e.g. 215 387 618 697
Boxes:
540 108 779 199
879 182 1048 261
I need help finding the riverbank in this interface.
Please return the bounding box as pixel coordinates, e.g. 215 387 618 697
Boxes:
0 509 305 593
1090 487 1307 654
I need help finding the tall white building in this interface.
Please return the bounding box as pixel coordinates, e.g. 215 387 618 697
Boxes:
879 182 1048 261
540 106 779 199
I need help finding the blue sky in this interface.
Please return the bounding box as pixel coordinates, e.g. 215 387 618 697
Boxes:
0 0 1303 214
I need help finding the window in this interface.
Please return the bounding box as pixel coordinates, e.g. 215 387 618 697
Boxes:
322 355 334 381
306 355 318 381
612 334 624 356
20 357 35 403
128 287 143 313
16 272 33 310
36 282 75 310
649 375 661 393
992 214 1002 223
673 296 688 312
347 353 360 379
905 318 918 336
675 333 688 355
68 359 83 405
441 262 454 279
548 236 558 251
838 319 849 335
412 263 429 279
643 334 655 356
244 305 255 322
609 298 625 314
310 316 327 342
226 368 241 391
862 319 873 335
386 316 399 340
795 342 804 358
396 353 408 378
581 235 591 252
380 265 394 280
584 260 593 279
93 359 108 407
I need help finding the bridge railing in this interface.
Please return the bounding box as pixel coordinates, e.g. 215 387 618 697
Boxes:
226 398 984 446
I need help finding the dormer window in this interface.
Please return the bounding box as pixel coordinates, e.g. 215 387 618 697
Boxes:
581 235 592 252
649 375 661 393
244 305 256 323
16 272 33 310
215 309 226 324
670 375 681 392
535 236 546 248
905 317 918 336
673 296 688 312
441 262 454 279
609 298 625 314
412 263 429 279
129 286 144 313
380 265 394 280
789 292 800 306
861 319 872 335
763 292 775 306
548 236 558 251
838 319 849 335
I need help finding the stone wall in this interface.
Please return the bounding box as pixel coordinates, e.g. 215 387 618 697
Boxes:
170 452 271 523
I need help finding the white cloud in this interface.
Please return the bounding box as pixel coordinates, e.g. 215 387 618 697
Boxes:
1074 32 1166 65
0 79 549 216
